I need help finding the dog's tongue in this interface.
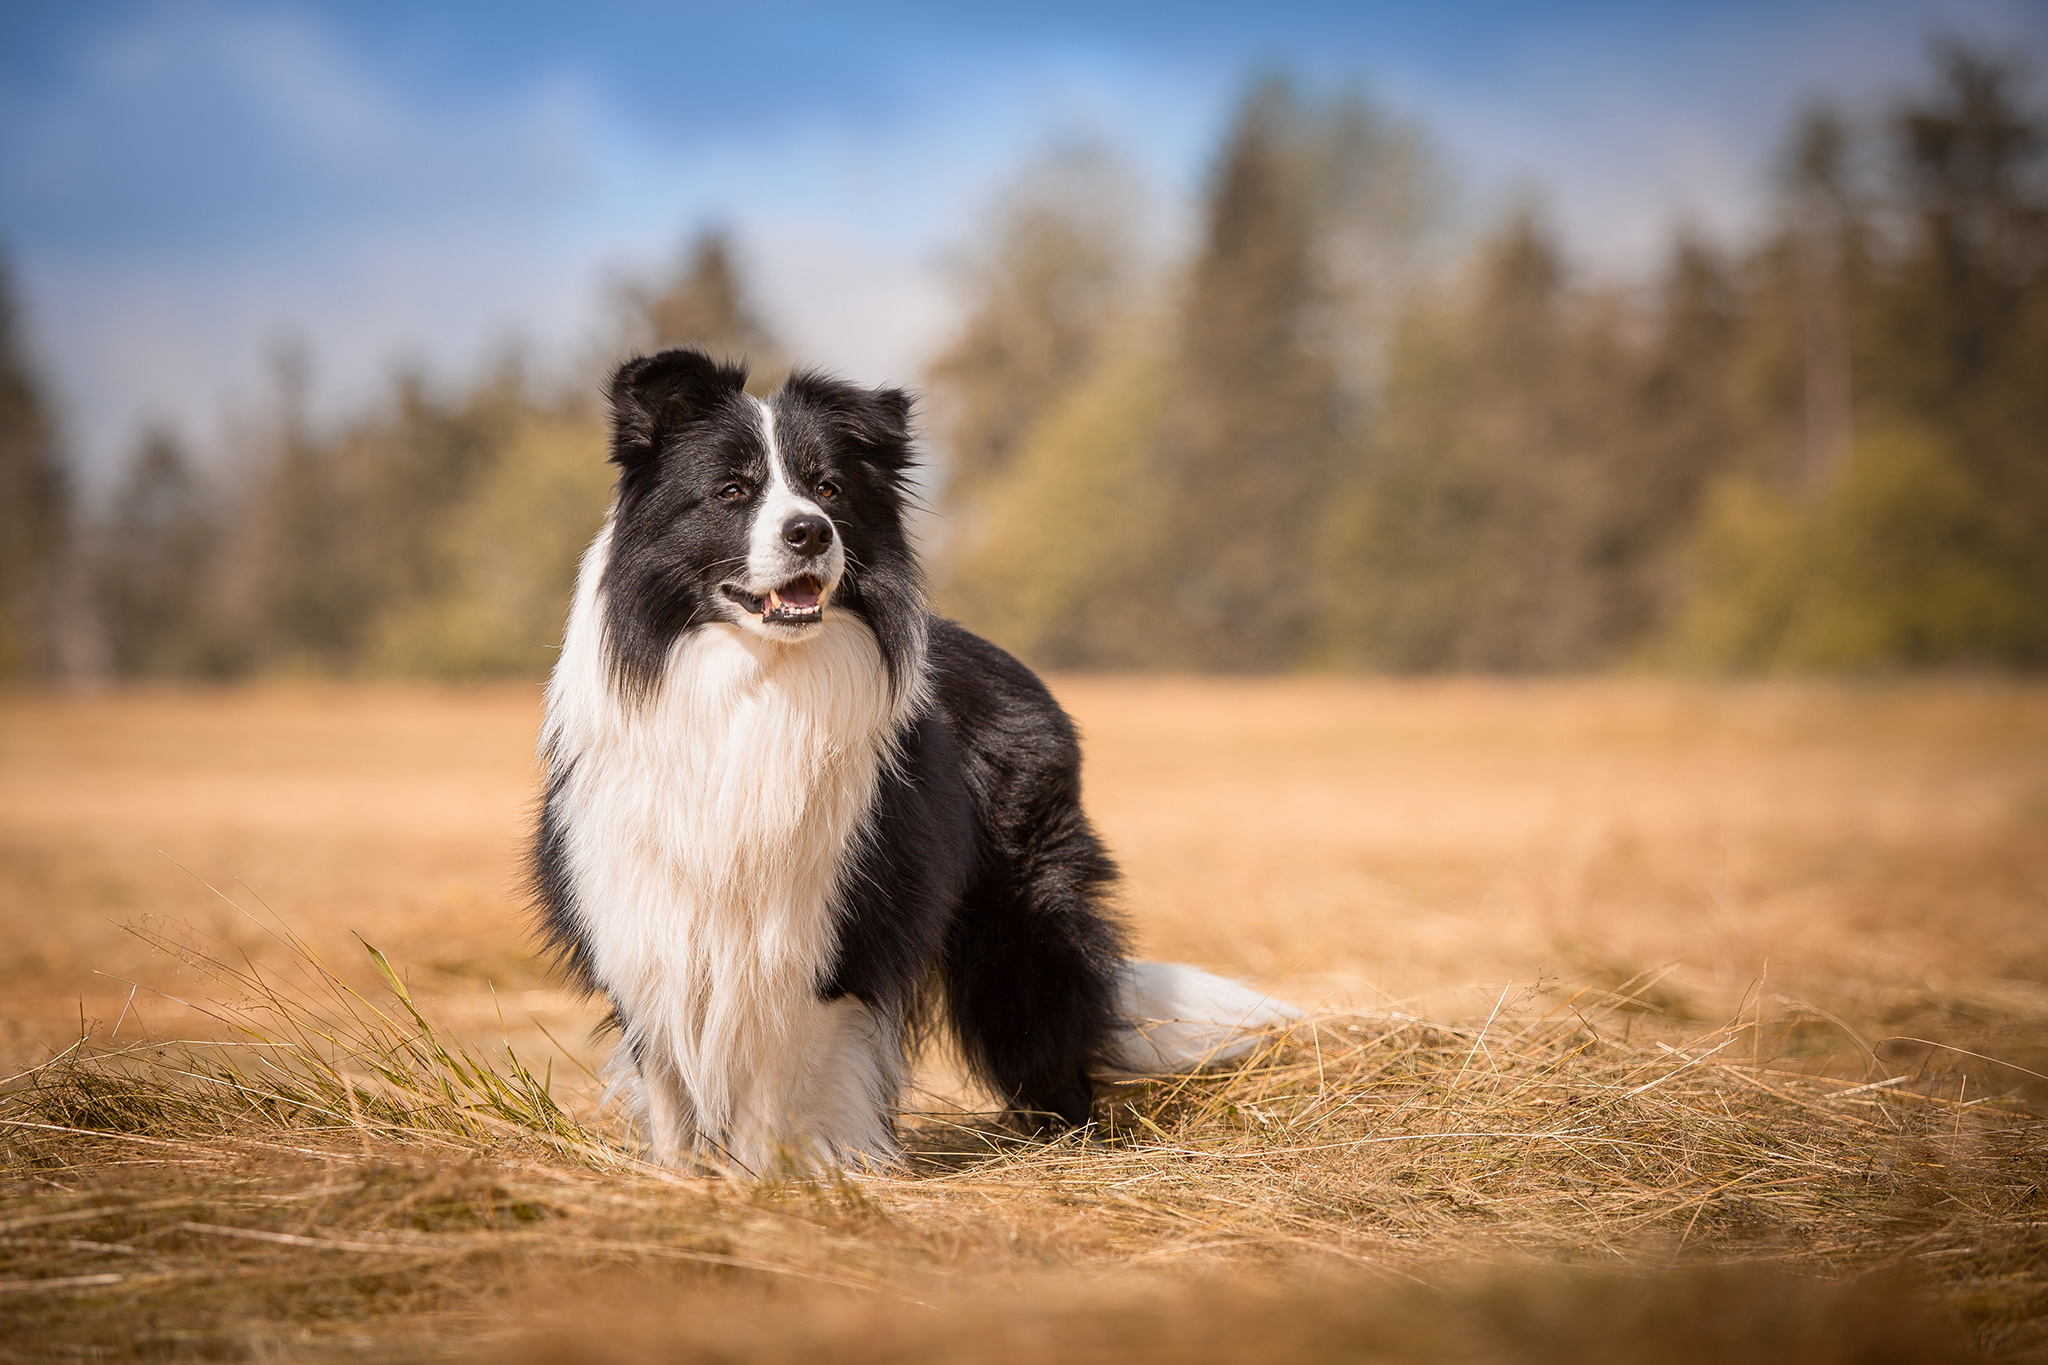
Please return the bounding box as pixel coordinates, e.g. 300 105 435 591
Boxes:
771 578 822 612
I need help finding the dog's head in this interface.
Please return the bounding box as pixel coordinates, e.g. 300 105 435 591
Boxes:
598 347 925 699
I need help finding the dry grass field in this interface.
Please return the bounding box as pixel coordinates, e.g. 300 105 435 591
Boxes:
3 678 2046 1361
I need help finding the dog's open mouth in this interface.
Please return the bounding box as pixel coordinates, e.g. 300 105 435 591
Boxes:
723 576 826 626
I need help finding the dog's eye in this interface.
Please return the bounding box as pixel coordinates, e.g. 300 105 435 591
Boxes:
718 482 747 501
815 479 840 502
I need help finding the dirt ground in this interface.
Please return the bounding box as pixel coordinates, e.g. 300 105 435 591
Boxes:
3 678 2045 1361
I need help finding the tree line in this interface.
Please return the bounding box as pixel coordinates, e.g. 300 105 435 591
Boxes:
0 235 776 680
0 41 2041 680
937 45 2048 672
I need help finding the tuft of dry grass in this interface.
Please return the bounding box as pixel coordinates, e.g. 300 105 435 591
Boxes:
5 912 610 1171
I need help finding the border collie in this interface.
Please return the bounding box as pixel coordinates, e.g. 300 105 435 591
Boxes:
532 347 1299 1174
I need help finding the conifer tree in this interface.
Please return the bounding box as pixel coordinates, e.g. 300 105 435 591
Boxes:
1323 209 1612 669
0 254 69 676
1615 232 1747 633
619 229 784 387
246 344 363 668
1777 108 1861 493
1157 80 1339 669
925 145 1139 511
938 321 1177 667
93 429 221 675
1880 45 2047 544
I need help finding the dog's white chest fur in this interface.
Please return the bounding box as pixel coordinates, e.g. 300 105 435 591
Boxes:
543 524 903 1170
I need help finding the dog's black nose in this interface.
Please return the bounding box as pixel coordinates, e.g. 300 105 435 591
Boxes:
781 514 834 558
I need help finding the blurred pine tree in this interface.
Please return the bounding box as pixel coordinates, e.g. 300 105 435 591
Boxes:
618 229 785 391
0 254 71 677
1154 79 1341 670
1785 106 1859 494
365 405 610 676
1320 209 1657 670
92 429 224 675
940 319 1177 667
926 144 1141 518
1875 45 2048 653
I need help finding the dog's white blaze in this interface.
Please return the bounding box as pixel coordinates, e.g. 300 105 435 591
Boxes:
744 397 843 598
545 520 901 1172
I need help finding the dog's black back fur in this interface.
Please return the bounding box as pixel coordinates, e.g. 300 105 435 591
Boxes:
820 620 1128 1126
929 623 1128 1124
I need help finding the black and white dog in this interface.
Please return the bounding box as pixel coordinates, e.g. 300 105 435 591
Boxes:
532 347 1297 1174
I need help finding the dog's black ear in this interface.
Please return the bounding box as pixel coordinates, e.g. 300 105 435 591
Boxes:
607 348 749 475
783 369 916 472
858 387 914 459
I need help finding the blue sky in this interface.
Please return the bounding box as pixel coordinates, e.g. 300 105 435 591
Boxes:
2 0 2041 486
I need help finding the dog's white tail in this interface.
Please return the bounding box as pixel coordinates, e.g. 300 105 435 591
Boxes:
1107 960 1304 1074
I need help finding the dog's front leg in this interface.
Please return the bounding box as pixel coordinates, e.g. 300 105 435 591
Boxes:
791 998 905 1173
639 1059 699 1166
